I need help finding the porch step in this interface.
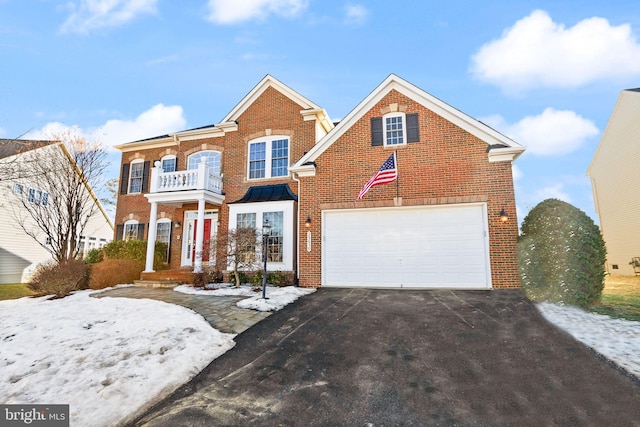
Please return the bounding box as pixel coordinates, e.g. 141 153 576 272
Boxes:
133 280 181 288
139 270 196 284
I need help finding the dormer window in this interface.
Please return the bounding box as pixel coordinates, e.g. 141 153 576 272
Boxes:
248 137 289 179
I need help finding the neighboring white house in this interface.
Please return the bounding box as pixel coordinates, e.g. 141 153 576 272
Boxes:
587 88 640 276
0 139 114 283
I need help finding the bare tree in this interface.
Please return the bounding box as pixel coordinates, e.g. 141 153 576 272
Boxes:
225 227 260 287
9 130 108 263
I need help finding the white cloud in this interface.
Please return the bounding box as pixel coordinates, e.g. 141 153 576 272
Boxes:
512 164 523 181
482 108 599 156
532 183 572 204
470 10 640 91
60 0 158 34
24 104 186 149
206 0 308 24
344 3 368 25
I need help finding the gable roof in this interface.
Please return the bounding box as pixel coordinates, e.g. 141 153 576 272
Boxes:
115 74 333 152
0 139 55 159
291 74 524 175
229 183 298 204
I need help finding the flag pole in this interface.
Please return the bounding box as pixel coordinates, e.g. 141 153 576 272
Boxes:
395 150 399 200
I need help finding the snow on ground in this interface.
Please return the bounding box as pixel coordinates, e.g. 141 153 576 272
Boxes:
537 302 640 380
0 291 236 427
0 285 316 427
174 284 317 311
236 286 316 311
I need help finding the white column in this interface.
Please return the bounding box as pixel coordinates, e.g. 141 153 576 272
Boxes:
144 201 158 272
193 198 206 273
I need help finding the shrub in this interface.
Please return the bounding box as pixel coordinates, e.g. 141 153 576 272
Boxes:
28 260 90 298
193 268 224 288
84 248 104 264
229 271 249 286
251 270 294 287
518 198 607 308
89 259 144 289
102 240 167 270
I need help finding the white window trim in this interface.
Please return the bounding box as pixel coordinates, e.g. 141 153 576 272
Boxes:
247 136 289 180
160 155 177 173
228 200 295 271
123 219 139 241
187 151 221 175
383 112 407 147
128 159 144 194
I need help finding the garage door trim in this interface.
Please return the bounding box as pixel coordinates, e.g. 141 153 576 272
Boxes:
321 203 492 289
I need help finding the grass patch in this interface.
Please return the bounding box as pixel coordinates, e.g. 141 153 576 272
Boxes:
0 283 37 301
590 275 640 322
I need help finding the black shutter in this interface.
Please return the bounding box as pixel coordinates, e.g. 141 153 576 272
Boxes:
174 157 179 171
137 224 145 240
141 161 151 193
115 224 124 241
371 117 383 146
167 223 172 263
406 113 419 143
120 164 130 194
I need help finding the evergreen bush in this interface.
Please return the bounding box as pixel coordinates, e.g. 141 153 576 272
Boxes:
101 240 167 270
518 198 607 308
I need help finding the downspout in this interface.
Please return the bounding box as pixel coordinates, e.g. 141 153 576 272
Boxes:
292 171 301 284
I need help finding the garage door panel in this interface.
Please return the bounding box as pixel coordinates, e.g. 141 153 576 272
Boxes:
323 205 491 289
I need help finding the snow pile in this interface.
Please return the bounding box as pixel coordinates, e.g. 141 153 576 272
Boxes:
174 283 256 297
0 291 235 427
537 302 640 379
236 286 316 312
174 284 317 312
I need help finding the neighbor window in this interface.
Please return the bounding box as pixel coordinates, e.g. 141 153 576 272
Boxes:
13 183 23 195
128 161 144 193
248 137 289 179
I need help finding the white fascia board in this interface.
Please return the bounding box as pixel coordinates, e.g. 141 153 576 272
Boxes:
289 163 316 177
300 108 334 134
488 146 525 162
222 75 322 123
114 137 176 152
173 122 238 141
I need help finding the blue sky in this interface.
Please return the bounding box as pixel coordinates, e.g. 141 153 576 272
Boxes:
2 1 640 224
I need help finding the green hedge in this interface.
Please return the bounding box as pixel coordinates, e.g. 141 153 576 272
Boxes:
101 240 168 270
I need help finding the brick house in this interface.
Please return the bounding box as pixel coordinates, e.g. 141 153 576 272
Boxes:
114 74 524 289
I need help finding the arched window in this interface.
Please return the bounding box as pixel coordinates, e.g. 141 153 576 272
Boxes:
188 151 221 175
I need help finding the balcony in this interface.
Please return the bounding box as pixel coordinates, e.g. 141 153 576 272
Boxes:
145 158 225 206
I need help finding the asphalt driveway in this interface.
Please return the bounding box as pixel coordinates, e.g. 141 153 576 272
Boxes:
130 288 640 426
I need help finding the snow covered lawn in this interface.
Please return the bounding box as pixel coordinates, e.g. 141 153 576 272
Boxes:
0 285 315 427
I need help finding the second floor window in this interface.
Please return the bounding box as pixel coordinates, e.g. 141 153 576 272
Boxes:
248 137 289 180
161 156 176 173
128 161 144 193
188 151 221 175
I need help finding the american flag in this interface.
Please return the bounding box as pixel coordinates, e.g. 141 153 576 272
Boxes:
357 152 397 199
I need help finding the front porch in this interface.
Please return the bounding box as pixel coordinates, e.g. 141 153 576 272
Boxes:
143 158 225 276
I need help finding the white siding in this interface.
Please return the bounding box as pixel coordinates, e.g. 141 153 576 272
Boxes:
587 90 640 275
0 145 114 283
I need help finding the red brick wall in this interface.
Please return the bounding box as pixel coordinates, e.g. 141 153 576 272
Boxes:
297 90 521 289
114 86 317 272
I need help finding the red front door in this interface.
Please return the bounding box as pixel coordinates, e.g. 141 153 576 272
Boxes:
192 219 212 263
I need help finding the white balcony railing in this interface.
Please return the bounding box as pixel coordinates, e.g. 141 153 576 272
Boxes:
149 158 223 194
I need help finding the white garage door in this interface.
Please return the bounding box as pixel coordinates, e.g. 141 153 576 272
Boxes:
322 204 491 289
